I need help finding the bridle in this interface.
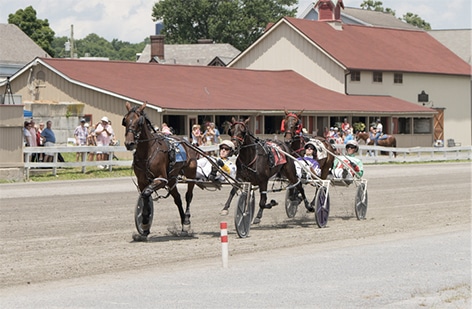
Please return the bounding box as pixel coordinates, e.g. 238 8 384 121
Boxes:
229 120 248 150
282 113 302 142
122 107 145 141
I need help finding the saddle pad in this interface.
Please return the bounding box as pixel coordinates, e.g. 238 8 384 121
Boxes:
175 143 187 162
311 139 328 160
267 142 287 166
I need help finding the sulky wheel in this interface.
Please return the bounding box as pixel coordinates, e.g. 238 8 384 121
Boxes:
355 183 368 220
285 187 301 218
314 186 330 228
235 190 255 238
135 196 154 237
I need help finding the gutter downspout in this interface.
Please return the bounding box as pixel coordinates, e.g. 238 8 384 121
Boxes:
344 71 351 95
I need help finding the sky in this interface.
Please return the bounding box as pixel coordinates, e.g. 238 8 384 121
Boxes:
0 0 471 44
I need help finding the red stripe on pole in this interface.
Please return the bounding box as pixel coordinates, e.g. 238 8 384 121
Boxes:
221 235 228 243
220 222 227 229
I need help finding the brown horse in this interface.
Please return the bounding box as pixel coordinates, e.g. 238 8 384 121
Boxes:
356 131 397 157
222 117 308 224
282 110 335 179
122 101 198 238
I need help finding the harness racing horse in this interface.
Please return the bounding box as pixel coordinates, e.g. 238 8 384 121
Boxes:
282 110 335 179
356 131 397 157
122 101 198 239
222 117 307 224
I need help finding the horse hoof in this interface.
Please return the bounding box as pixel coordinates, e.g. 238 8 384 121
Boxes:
132 233 148 242
182 223 191 232
220 209 229 216
253 217 261 224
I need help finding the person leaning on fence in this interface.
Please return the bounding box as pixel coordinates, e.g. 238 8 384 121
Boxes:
74 118 88 161
196 140 236 182
40 120 56 162
332 140 364 181
295 141 321 179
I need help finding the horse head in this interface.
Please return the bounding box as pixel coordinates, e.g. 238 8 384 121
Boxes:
122 101 147 150
282 109 303 143
229 117 250 153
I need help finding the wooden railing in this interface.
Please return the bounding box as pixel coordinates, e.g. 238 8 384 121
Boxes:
22 144 471 179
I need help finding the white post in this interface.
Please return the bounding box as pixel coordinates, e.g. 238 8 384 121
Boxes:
220 221 228 268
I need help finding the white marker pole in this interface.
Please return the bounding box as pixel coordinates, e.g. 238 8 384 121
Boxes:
220 221 228 268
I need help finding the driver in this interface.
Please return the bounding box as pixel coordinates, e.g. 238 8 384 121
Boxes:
333 140 364 180
295 141 321 179
196 140 236 182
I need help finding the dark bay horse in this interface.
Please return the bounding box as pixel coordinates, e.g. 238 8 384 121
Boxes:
223 117 307 224
282 110 335 179
356 131 397 157
122 101 198 238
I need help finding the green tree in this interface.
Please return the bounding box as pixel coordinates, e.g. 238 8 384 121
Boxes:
359 0 431 30
8 6 55 56
402 12 431 30
151 0 297 51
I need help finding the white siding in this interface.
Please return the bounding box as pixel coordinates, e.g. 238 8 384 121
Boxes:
230 24 345 93
349 72 471 145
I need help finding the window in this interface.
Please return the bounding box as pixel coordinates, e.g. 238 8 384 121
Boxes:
264 116 283 134
394 73 403 84
373 72 383 83
397 118 411 134
350 71 360 82
413 118 432 134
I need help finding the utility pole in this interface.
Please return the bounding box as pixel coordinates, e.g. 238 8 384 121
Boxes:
70 24 74 58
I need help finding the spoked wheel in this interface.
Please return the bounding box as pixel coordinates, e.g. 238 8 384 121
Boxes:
314 186 330 228
355 183 368 220
135 196 154 236
235 190 255 238
285 187 301 218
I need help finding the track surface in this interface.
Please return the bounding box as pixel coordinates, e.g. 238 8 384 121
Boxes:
1 163 470 303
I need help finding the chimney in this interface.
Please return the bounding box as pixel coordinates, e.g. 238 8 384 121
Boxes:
150 35 165 61
315 0 344 22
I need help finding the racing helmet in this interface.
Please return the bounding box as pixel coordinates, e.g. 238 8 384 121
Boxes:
219 140 235 154
345 140 359 152
304 140 317 151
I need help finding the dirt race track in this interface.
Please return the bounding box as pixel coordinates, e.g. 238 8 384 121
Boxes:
0 162 470 289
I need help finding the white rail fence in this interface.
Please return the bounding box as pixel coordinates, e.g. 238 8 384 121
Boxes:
23 144 471 179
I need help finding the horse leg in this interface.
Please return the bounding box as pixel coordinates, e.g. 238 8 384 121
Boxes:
183 182 195 226
140 180 166 236
253 185 277 225
298 183 314 212
221 186 238 216
168 183 188 232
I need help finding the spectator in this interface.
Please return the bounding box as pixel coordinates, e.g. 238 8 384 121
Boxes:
23 120 33 147
74 118 88 161
95 116 114 167
341 118 351 134
344 129 355 144
203 123 215 146
161 123 172 135
40 120 56 162
210 122 221 145
37 122 45 162
332 140 364 181
196 140 236 182
191 124 202 146
86 123 97 161
28 120 39 162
